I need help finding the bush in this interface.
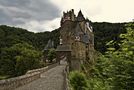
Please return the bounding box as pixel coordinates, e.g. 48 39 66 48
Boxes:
69 71 88 90
88 77 111 90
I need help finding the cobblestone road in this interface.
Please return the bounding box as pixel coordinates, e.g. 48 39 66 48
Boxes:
15 63 66 90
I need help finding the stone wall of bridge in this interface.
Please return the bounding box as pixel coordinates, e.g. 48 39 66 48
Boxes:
0 63 59 90
63 64 70 90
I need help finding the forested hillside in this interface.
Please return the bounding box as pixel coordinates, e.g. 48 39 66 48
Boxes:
0 22 126 53
0 25 59 79
0 22 128 79
93 22 126 53
0 25 59 50
0 22 127 52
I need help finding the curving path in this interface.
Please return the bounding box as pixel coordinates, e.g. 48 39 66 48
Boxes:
15 60 67 90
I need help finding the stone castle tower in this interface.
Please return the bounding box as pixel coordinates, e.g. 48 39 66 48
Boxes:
56 9 94 70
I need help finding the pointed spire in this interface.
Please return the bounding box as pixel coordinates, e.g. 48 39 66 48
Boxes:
77 10 85 21
44 39 54 51
78 10 83 16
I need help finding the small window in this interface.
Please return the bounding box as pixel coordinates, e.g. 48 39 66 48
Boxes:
86 44 88 48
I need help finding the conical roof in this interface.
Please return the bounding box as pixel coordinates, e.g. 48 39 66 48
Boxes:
77 10 85 21
44 39 54 51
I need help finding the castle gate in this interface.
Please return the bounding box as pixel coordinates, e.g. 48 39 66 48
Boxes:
56 45 71 67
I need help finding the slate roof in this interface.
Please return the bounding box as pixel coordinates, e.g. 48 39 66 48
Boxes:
74 23 84 36
44 39 54 51
81 33 90 44
74 23 90 44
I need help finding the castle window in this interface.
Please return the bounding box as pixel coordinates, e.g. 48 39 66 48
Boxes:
86 44 88 48
60 38 63 45
75 36 80 41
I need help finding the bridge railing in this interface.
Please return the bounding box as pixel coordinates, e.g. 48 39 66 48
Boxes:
0 63 59 90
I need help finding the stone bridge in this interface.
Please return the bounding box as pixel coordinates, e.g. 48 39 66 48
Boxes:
0 58 69 90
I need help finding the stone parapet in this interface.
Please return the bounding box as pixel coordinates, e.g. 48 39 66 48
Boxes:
63 64 70 90
0 63 59 90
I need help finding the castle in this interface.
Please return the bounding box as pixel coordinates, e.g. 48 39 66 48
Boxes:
56 9 94 70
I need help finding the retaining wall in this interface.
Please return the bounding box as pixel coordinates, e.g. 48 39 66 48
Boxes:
0 63 59 90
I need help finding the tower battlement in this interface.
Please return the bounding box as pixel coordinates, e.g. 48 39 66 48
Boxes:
61 9 86 25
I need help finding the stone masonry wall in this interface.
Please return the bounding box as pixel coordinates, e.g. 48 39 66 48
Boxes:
0 63 59 90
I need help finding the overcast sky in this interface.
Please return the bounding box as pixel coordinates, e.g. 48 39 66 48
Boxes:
0 0 134 32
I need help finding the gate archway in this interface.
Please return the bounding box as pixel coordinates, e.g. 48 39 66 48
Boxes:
56 45 71 66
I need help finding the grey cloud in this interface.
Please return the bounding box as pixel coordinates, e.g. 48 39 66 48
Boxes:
0 0 29 8
0 0 60 25
0 9 12 24
0 6 30 25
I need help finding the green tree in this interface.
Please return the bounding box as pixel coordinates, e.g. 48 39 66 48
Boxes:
0 42 42 77
47 49 56 63
92 23 134 90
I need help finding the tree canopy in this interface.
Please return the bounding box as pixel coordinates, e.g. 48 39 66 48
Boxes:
88 23 134 90
0 42 42 78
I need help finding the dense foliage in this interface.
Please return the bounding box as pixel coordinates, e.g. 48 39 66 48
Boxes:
0 25 59 50
0 42 42 79
47 49 56 63
69 23 134 90
95 23 133 90
69 71 88 90
0 25 59 79
93 22 126 53
92 23 134 90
